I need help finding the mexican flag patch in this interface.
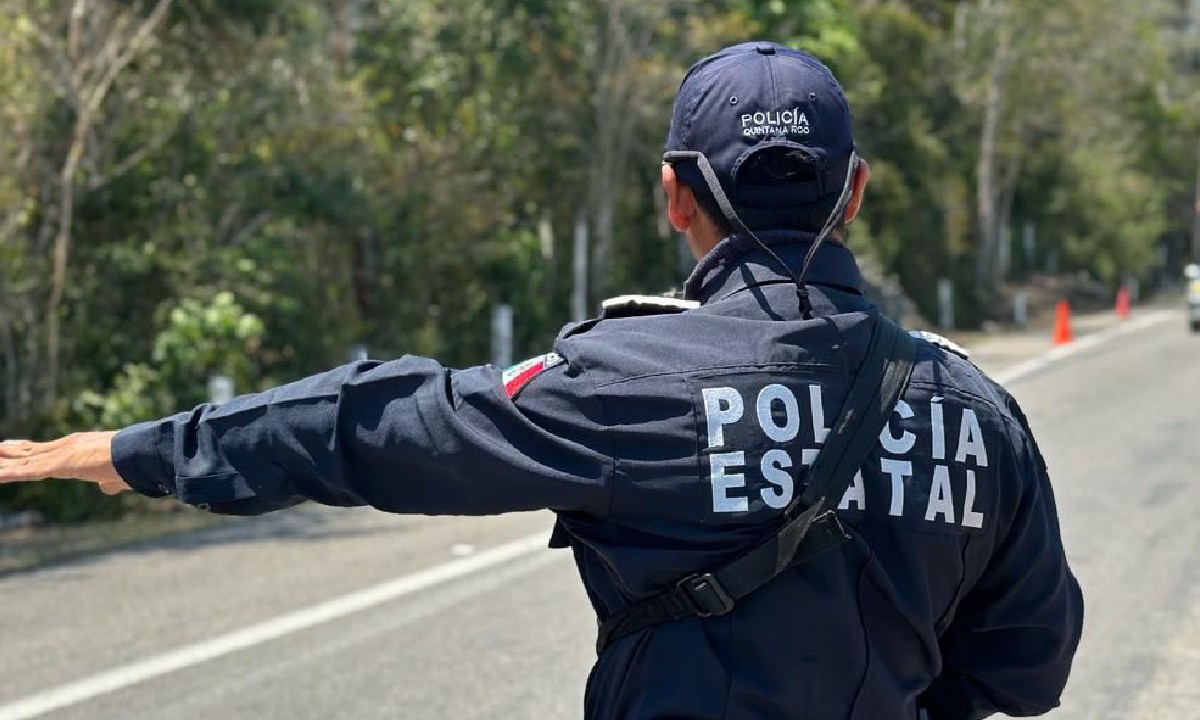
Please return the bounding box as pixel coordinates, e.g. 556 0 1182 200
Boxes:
502 352 565 398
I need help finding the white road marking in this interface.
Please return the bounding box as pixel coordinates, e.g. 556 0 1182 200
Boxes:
0 531 550 720
992 309 1178 385
0 308 1180 720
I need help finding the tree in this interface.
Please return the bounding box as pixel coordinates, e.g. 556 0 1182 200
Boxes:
34 0 176 406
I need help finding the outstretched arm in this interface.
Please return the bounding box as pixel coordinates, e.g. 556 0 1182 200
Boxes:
1 353 613 518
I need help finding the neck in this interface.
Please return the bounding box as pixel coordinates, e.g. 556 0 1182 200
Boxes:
683 231 864 305
686 219 724 260
684 230 817 300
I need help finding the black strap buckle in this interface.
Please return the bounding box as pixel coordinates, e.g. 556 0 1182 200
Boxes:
678 573 735 617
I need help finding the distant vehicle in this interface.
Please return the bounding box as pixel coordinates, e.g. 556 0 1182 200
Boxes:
1188 264 1200 333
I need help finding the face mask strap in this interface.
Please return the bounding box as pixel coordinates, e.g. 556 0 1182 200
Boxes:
796 151 859 286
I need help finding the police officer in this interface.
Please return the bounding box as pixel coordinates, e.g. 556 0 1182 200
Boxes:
0 42 1081 720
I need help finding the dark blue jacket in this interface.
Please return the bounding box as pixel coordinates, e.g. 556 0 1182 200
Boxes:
113 233 1083 720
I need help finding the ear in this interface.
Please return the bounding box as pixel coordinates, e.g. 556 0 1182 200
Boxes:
661 163 697 232
843 158 871 225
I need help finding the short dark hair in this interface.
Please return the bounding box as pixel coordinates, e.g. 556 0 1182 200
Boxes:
688 147 843 235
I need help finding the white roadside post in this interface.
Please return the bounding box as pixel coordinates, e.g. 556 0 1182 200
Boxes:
1013 291 1028 328
572 212 589 323
492 303 514 369
208 375 234 406
937 278 954 331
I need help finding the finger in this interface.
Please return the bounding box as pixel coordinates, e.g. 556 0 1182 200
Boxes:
0 455 50 483
0 440 35 459
0 437 67 459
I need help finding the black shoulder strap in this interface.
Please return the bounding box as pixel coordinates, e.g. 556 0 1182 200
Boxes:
595 317 918 654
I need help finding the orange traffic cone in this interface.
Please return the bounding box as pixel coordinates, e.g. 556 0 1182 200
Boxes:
1115 285 1131 320
1052 300 1074 346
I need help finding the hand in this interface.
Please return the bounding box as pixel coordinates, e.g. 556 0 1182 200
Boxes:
0 432 130 495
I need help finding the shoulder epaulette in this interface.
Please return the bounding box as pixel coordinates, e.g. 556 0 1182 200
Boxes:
909 330 970 359
600 294 700 319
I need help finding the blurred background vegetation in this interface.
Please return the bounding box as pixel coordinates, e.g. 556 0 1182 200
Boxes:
2 0 1200 519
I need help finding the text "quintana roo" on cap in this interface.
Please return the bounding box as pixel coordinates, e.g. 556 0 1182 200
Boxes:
740 108 810 137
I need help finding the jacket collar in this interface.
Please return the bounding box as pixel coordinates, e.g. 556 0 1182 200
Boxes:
683 230 866 304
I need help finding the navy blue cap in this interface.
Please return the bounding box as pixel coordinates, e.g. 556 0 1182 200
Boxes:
665 42 855 208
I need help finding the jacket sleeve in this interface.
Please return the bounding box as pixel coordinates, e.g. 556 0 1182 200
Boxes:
110 354 613 517
920 399 1084 720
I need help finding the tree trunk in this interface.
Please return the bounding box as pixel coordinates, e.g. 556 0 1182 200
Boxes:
0 295 18 428
332 0 357 73
44 119 87 408
588 0 657 302
39 0 175 410
976 12 1011 296
994 155 1021 285
1192 133 1200 262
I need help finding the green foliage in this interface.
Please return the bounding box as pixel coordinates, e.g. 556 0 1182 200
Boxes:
75 363 173 431
73 291 265 429
739 0 860 68
153 293 265 397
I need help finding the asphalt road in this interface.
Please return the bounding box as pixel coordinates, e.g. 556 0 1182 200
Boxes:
0 309 1196 720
